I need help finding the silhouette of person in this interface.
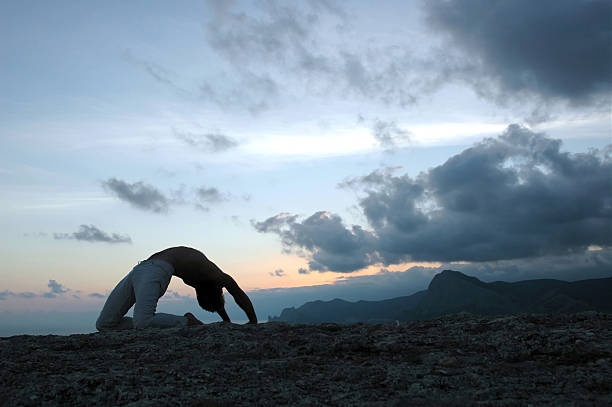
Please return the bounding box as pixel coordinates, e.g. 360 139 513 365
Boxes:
96 246 257 330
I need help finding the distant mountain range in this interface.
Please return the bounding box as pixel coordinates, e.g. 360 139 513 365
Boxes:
269 270 612 323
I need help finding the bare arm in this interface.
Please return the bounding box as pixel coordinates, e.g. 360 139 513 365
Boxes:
221 274 257 324
217 306 231 322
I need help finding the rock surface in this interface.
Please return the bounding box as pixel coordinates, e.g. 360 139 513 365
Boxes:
1 312 611 406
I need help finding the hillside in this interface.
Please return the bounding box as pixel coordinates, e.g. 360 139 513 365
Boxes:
1 313 611 406
270 291 426 324
271 270 612 323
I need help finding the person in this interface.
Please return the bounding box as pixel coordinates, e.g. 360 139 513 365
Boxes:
95 246 257 331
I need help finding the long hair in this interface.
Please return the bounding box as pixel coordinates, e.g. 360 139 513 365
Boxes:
196 283 225 313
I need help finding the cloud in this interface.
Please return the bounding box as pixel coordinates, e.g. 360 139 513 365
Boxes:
269 269 286 277
194 186 229 212
22 232 48 237
122 50 187 94
196 187 226 203
200 73 280 114
424 0 612 107
101 178 233 214
360 124 612 264
371 118 412 150
254 211 378 272
0 291 36 300
202 1 434 111
88 293 105 299
102 178 170 213
47 280 68 296
1 280 73 300
42 280 69 298
298 267 310 275
174 130 238 153
117 1 607 119
255 125 612 272
54 224 132 244
163 289 194 300
440 248 612 283
252 212 299 236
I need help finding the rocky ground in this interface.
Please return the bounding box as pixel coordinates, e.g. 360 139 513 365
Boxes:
1 312 611 406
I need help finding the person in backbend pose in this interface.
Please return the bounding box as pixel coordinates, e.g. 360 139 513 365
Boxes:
96 246 257 330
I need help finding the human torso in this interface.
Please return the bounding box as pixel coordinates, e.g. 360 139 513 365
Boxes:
148 246 222 286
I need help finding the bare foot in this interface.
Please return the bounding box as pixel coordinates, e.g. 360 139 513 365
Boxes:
184 312 204 326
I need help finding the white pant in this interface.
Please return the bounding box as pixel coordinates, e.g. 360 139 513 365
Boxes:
96 259 188 330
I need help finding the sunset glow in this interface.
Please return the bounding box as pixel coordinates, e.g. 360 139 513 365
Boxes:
1 0 610 336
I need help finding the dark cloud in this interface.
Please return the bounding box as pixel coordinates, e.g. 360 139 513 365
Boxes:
363 124 612 264
254 211 378 272
102 178 170 213
54 225 132 244
88 293 105 299
298 267 310 275
255 125 612 272
424 0 612 107
269 269 286 277
174 130 238 153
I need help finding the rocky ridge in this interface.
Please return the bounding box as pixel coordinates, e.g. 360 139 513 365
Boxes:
1 312 611 406
271 271 612 323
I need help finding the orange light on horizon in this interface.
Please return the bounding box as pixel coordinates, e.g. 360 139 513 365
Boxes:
238 260 443 292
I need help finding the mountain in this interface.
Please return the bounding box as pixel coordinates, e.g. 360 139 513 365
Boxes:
269 270 612 323
269 291 427 324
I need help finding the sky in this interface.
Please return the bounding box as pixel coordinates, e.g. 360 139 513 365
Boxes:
1 0 611 336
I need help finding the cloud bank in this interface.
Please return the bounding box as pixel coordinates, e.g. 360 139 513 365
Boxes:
255 125 612 272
